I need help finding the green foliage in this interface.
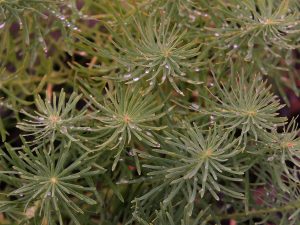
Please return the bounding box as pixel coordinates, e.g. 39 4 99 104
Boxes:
76 13 204 95
209 0 300 59
136 123 244 209
84 84 170 172
0 141 105 225
17 90 91 149
1 0 300 225
0 0 79 49
261 119 300 184
133 204 210 225
201 73 287 143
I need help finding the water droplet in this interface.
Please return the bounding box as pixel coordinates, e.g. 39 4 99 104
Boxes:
194 10 202 16
214 33 220 37
165 64 170 69
0 23 6 29
133 77 140 82
146 131 153 137
145 69 150 74
189 14 196 22
128 150 135 156
191 103 199 110
59 15 66 20
233 44 239 49
161 74 167 83
73 26 80 31
43 46 48 53
195 67 200 72
61 126 67 134
124 73 132 79
19 21 23 30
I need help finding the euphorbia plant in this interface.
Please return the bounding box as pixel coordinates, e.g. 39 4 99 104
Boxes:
0 0 299 225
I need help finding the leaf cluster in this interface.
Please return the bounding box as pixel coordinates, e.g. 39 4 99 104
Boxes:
1 1 300 225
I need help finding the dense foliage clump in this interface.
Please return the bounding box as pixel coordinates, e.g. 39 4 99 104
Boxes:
0 0 300 225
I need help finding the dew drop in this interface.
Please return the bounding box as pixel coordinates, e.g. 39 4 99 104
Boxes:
0 22 5 29
146 131 153 137
189 14 196 22
233 44 239 49
191 103 199 110
161 74 167 83
128 150 135 156
43 46 48 54
194 10 202 16
133 77 140 82
267 156 274 161
61 126 67 134
124 73 132 79
214 33 220 37
73 26 80 31
178 90 184 96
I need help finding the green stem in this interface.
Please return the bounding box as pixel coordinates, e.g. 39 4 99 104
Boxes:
216 200 300 220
